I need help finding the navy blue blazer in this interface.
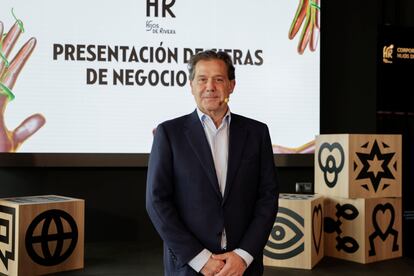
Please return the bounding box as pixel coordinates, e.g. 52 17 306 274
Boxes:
146 110 279 276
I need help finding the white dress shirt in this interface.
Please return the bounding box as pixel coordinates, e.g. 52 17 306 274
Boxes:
188 108 253 272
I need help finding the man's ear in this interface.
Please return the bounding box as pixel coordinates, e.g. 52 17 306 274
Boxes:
189 80 195 95
230 80 236 94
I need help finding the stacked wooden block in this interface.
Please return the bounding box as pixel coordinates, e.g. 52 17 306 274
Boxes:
263 193 324 269
0 195 84 276
315 134 402 264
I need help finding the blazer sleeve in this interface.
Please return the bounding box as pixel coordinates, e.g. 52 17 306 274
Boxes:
238 124 279 258
146 123 204 267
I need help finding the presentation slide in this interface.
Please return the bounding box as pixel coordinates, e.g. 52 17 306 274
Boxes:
0 0 320 154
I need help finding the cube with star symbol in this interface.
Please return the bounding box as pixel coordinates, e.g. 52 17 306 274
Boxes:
324 196 402 263
315 134 401 199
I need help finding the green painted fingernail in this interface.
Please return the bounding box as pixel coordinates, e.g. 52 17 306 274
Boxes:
0 8 25 68
0 82 15 101
310 1 320 10
0 34 10 68
12 8 25 33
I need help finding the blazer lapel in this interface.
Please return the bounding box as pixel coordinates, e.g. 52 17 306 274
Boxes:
223 114 247 204
184 111 222 200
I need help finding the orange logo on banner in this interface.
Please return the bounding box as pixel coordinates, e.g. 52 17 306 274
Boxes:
383 44 394 64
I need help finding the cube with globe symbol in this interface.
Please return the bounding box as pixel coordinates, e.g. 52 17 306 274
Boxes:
0 195 84 276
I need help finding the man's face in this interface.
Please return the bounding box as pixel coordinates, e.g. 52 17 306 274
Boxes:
190 59 235 115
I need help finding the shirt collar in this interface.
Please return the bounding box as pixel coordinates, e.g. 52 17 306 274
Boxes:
196 108 231 126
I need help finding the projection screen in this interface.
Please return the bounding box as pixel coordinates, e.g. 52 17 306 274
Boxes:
0 0 320 165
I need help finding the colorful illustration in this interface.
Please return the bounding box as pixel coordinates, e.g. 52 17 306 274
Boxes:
272 140 315 154
0 10 45 152
289 0 320 54
272 0 321 152
1 1 319 154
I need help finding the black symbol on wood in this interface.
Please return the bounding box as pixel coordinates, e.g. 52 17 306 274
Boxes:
25 209 78 266
312 204 323 255
368 203 399 256
355 140 396 192
324 204 359 253
318 142 345 188
0 205 16 270
264 207 304 259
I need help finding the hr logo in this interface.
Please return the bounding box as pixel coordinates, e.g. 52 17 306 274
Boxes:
383 44 393 64
146 0 176 18
0 205 16 271
25 209 78 266
318 142 345 188
324 203 359 254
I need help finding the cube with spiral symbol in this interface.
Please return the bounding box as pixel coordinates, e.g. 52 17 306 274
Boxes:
315 134 401 199
0 195 84 276
263 193 324 269
324 196 402 263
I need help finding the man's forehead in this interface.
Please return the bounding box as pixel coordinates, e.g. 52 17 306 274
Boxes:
194 59 228 76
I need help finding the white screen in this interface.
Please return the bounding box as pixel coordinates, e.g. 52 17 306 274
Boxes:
0 0 320 153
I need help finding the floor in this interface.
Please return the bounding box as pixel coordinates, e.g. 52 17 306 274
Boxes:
57 241 414 276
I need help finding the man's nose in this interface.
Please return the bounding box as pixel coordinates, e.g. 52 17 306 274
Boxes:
206 79 215 91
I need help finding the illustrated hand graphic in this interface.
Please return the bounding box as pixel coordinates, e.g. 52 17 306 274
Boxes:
0 20 45 152
272 140 315 154
289 0 320 54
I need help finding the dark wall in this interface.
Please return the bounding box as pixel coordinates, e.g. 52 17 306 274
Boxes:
380 0 414 27
320 0 378 133
0 168 160 244
377 0 414 257
0 163 314 243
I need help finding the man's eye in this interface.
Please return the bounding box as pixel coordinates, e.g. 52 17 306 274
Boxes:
197 78 206 83
215 78 224 82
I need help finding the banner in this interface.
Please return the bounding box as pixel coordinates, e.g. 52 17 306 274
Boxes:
0 0 320 153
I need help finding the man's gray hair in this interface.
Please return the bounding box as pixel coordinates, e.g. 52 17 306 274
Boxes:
187 50 235 81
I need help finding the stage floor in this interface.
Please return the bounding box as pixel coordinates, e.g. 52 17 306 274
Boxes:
58 241 414 276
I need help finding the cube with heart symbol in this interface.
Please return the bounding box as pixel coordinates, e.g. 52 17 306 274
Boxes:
263 193 324 269
315 134 401 199
324 196 402 263
0 195 84 276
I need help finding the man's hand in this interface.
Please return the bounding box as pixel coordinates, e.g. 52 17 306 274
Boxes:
200 257 225 276
211 252 247 276
0 19 46 152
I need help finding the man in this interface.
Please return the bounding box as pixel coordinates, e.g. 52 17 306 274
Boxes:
146 50 278 276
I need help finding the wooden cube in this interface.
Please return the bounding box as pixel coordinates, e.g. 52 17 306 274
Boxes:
0 195 84 276
315 134 401 198
263 193 324 269
324 196 402 263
